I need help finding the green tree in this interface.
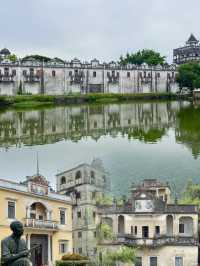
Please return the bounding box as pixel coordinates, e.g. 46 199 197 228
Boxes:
6 54 17 62
176 62 200 91
119 49 166 66
101 246 137 266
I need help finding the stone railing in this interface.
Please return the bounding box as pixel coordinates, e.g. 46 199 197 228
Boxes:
116 234 199 247
24 218 59 230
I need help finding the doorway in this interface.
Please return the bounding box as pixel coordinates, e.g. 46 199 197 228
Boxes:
30 234 48 266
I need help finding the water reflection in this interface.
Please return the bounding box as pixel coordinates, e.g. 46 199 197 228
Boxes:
176 106 200 159
0 101 195 150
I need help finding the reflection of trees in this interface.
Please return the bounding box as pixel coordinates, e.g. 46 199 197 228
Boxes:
127 127 166 143
176 106 200 159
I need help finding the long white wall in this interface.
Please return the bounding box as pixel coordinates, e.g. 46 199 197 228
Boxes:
0 60 179 95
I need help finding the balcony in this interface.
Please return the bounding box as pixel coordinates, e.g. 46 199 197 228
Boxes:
0 75 14 83
24 75 40 83
116 234 199 247
24 218 59 231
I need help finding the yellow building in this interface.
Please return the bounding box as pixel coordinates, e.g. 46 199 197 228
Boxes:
0 174 73 266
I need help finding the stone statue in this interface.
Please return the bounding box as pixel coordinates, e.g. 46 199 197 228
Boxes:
1 221 32 266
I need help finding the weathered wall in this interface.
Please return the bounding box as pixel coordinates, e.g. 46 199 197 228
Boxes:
0 62 178 95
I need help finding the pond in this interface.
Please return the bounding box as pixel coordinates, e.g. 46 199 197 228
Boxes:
0 101 200 197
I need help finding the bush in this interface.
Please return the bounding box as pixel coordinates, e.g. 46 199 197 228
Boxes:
62 253 88 261
56 261 89 266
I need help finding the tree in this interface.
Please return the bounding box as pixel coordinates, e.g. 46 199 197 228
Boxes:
176 62 200 91
101 246 137 266
119 49 166 66
6 54 17 62
22 55 51 63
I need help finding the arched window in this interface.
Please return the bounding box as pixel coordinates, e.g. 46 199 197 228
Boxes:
91 171 95 184
61 176 66 185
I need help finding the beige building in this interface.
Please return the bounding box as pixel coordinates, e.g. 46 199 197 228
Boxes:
0 173 73 266
98 179 199 266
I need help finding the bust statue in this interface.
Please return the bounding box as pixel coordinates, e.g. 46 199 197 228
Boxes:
1 221 31 266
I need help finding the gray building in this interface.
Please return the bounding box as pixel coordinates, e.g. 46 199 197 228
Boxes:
56 159 110 258
173 34 200 65
0 53 178 95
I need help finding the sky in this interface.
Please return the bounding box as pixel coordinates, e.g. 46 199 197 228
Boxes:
1 0 200 63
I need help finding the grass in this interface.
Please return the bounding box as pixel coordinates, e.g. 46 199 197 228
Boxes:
0 92 188 109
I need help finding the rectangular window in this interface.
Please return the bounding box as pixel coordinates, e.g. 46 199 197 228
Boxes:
77 211 81 218
52 70 56 77
94 231 96 238
78 248 82 254
142 226 149 238
150 257 157 266
59 241 69 254
93 71 96 78
131 226 134 234
12 69 16 76
179 224 184 233
60 210 66 225
127 72 130 78
78 232 82 238
8 201 15 219
175 257 183 266
135 257 142 266
155 226 160 236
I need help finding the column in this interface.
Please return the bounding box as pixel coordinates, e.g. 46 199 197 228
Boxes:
48 234 52 266
27 234 31 250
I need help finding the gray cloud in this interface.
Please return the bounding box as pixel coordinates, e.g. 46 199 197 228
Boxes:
1 0 200 62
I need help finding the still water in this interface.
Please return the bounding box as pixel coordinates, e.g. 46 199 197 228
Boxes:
0 101 200 196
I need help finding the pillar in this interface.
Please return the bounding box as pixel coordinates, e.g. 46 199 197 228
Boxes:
48 234 52 266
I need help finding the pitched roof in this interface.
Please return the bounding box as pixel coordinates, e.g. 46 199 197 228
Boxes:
187 34 198 43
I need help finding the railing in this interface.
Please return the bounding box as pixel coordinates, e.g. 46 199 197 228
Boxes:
116 234 199 247
0 75 14 83
24 75 40 83
24 218 59 230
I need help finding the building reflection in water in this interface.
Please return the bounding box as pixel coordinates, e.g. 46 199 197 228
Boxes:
0 101 193 149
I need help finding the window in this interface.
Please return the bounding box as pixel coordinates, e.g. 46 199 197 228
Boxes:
127 72 130 78
142 226 149 238
77 211 81 218
94 231 96 238
30 68 34 76
4 68 9 76
78 248 82 254
69 71 72 77
12 69 16 76
135 226 137 235
131 226 134 234
23 70 27 76
38 215 43 221
175 257 183 266
61 176 66 185
179 223 184 233
93 211 96 219
92 192 96 200
52 70 56 77
135 257 142 266
93 71 96 78
155 226 160 236
78 232 82 238
60 210 66 225
8 201 15 219
150 257 157 266
59 241 69 254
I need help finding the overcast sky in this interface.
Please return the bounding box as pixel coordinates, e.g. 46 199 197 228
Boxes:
1 0 200 63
